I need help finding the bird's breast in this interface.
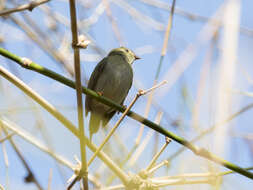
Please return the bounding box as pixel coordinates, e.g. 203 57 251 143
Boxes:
95 61 132 103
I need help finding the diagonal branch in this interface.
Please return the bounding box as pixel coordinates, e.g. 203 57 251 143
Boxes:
1 48 253 180
0 0 50 16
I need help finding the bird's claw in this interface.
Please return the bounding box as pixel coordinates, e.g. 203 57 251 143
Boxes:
117 105 127 114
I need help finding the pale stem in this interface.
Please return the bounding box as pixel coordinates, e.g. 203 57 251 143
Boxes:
146 137 171 171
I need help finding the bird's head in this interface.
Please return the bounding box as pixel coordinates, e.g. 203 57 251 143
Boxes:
108 47 140 64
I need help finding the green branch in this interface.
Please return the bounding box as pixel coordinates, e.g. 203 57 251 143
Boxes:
1 47 253 180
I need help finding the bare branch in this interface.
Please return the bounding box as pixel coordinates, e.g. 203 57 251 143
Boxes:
0 0 50 16
68 0 88 189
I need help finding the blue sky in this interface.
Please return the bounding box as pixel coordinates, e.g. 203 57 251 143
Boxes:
1 0 253 189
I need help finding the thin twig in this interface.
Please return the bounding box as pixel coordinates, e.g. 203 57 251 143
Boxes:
112 0 164 31
35 3 106 56
161 0 177 57
232 90 253 98
9 16 74 75
151 166 253 184
128 112 163 167
135 84 155 145
139 80 167 95
146 137 171 171
1 132 9 167
147 160 169 175
103 0 125 45
154 173 217 179
67 175 79 190
79 1 107 29
0 0 50 16
150 178 213 187
135 0 176 144
158 3 223 98
47 169 53 190
0 132 15 143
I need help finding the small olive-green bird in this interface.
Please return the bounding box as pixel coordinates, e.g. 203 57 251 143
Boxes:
85 47 140 140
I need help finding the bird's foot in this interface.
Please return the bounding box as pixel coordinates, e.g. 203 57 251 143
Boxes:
117 105 127 114
96 91 103 96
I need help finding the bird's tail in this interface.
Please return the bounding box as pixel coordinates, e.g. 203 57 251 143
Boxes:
89 113 102 141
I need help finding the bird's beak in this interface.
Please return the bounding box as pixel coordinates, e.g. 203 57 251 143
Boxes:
134 55 141 60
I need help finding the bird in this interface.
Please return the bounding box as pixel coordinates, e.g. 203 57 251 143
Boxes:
85 47 140 140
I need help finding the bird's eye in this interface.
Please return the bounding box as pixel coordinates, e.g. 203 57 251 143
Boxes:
126 49 129 53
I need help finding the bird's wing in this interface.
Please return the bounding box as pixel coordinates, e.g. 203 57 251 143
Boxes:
104 66 133 118
85 57 108 116
120 67 133 106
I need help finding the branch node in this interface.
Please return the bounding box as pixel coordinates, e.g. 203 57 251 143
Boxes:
67 155 82 185
72 35 90 49
139 80 168 96
24 172 35 183
138 170 149 179
165 136 172 144
138 89 144 96
28 1 37 11
127 173 157 190
193 147 211 158
21 57 32 67
126 173 142 189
